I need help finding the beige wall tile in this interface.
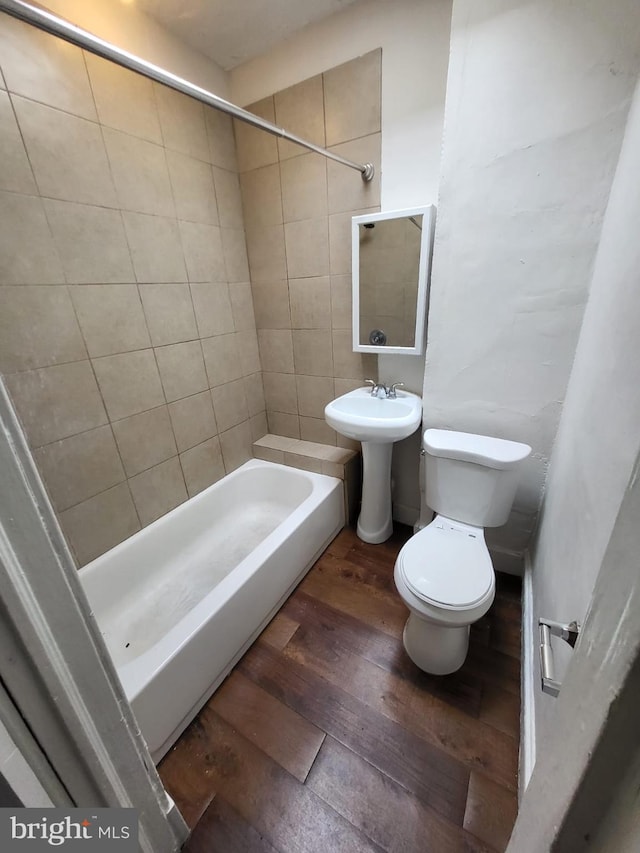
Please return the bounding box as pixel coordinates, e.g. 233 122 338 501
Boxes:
201 333 244 387
281 155 328 222
103 128 175 218
284 218 330 278
129 456 188 526
253 444 284 464
0 17 97 120
263 372 298 415
296 374 334 418
244 372 266 417
180 436 225 497
334 377 368 397
246 224 287 282
229 282 256 331
327 133 381 215
155 340 208 403
139 283 198 346
0 191 64 284
34 425 124 512
289 276 331 329
205 108 238 171
274 75 325 161
331 274 353 330
333 329 377 380
235 329 261 376
323 50 382 146
112 405 177 477
122 212 187 282
221 228 250 282
258 329 294 373
169 391 217 452
154 84 209 162
191 283 235 337
70 284 150 358
0 286 86 372
59 482 140 567
240 164 283 230
267 411 300 439
254 434 300 452
14 96 117 207
283 452 323 474
179 221 226 282
167 150 218 224
211 378 249 432
0 91 36 194
85 53 162 144
252 281 291 329
44 200 134 284
213 167 243 228
300 416 337 445
93 349 165 421
6 360 107 447
234 97 278 171
292 330 333 376
219 420 253 472
250 411 269 441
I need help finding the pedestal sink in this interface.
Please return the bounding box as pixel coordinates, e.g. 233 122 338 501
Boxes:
324 387 422 543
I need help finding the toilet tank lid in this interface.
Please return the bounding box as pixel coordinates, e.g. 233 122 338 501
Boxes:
423 429 531 470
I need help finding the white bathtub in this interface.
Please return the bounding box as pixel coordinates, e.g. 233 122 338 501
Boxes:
80 459 343 761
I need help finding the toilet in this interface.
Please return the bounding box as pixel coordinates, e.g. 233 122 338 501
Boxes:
394 428 531 675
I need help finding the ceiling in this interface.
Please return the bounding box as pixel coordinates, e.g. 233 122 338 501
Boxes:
136 0 361 70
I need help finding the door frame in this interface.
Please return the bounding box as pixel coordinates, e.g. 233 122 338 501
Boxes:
0 380 187 852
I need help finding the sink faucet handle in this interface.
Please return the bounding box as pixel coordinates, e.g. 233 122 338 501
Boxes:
388 382 405 398
364 379 377 395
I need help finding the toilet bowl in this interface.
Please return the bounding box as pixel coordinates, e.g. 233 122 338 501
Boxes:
394 516 495 674
394 428 531 675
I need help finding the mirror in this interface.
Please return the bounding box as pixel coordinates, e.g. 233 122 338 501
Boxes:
352 205 435 355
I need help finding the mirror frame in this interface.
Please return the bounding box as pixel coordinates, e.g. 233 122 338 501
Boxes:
351 205 435 355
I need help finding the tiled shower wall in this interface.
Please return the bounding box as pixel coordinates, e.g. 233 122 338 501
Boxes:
236 50 381 445
0 17 266 566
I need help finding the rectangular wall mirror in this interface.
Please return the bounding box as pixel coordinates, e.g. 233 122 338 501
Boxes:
352 205 435 355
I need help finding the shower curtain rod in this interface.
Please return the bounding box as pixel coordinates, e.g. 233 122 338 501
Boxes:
0 0 375 182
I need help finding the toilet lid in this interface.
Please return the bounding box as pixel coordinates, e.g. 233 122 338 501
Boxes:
399 521 494 609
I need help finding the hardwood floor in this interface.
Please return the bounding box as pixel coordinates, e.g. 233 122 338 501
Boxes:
159 525 521 853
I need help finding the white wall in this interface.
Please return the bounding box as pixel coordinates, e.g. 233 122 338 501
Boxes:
424 0 640 562
0 720 52 807
42 0 229 96
231 0 453 525
531 75 640 756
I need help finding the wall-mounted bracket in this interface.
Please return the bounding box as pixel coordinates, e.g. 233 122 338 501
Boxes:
539 617 581 697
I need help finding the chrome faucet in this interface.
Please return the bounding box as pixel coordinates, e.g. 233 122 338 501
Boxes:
387 382 404 398
364 380 405 398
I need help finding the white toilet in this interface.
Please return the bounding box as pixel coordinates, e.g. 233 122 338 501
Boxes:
394 428 531 675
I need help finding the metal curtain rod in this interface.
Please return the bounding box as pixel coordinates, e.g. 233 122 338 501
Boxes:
0 0 375 181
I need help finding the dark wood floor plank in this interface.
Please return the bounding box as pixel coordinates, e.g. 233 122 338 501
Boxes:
463 771 518 852
158 718 217 828
478 685 520 740
189 708 384 853
209 671 325 782
308 736 496 853
284 592 484 717
297 552 406 638
258 612 300 651
281 618 518 792
184 796 280 853
239 640 470 824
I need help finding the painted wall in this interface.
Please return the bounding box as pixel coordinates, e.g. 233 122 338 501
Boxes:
530 75 640 757
40 0 229 97
0 16 264 566
0 720 52 807
231 0 452 519
423 0 640 563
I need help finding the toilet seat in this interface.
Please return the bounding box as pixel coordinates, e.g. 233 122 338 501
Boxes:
397 518 494 611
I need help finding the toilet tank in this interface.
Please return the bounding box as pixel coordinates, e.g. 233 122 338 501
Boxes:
424 429 531 528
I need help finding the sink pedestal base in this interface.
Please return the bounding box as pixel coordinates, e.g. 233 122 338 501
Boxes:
356 441 394 544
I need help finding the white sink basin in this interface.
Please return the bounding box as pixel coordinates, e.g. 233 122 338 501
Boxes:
324 387 422 443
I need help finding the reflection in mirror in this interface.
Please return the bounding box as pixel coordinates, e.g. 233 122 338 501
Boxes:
352 206 435 355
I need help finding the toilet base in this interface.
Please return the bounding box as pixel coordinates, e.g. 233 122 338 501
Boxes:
402 613 470 675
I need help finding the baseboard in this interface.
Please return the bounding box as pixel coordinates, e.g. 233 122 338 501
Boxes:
519 550 536 800
392 502 419 528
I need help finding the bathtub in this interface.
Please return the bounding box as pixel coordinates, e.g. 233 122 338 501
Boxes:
80 459 344 762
